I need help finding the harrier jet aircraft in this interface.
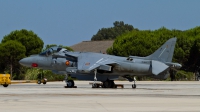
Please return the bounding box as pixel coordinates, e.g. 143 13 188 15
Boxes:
19 37 181 88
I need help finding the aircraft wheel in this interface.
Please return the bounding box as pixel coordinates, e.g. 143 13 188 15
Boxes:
103 81 110 88
67 80 74 87
132 84 136 89
3 84 8 87
103 80 114 88
37 80 41 84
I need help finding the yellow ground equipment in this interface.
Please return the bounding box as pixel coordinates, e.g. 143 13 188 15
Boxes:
37 79 47 85
37 72 47 85
0 74 11 87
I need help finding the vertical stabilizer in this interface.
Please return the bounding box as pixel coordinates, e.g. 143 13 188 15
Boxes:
146 37 177 62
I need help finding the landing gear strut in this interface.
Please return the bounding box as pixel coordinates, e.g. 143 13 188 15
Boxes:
132 76 136 89
122 75 137 89
92 69 98 88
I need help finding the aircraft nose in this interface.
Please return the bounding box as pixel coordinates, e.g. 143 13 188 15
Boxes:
19 57 32 67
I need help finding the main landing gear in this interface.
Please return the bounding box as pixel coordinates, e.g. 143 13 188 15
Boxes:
102 80 115 88
92 69 115 88
91 69 116 88
91 70 137 89
92 79 116 88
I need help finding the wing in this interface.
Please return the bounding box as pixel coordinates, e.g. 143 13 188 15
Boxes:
78 53 117 72
53 52 117 72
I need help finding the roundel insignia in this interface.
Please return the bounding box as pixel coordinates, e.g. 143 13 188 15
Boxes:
85 62 90 65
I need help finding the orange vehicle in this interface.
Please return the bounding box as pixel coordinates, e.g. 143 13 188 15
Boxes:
0 74 11 87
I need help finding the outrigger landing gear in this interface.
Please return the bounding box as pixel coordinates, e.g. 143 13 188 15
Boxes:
92 69 99 88
132 76 136 89
122 75 137 89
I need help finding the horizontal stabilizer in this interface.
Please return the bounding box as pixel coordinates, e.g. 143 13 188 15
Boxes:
151 60 169 75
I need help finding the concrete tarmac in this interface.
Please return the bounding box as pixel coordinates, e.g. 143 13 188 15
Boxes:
0 81 200 112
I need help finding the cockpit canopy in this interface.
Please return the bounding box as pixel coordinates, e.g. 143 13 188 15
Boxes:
39 46 68 56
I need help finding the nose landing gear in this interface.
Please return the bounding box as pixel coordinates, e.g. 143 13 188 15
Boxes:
66 80 75 87
64 74 76 88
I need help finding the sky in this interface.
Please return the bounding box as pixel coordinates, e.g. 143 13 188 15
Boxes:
0 0 200 47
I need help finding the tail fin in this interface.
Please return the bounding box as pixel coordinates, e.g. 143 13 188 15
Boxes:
146 37 177 62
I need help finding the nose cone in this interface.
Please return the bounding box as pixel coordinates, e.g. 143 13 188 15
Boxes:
19 57 32 67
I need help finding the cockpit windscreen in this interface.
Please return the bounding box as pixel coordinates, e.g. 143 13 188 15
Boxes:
39 46 63 56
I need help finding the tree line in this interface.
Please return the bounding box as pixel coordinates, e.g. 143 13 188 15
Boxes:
105 26 200 73
92 21 200 73
91 21 139 41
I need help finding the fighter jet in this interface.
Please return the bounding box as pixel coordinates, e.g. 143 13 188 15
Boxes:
19 37 181 88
